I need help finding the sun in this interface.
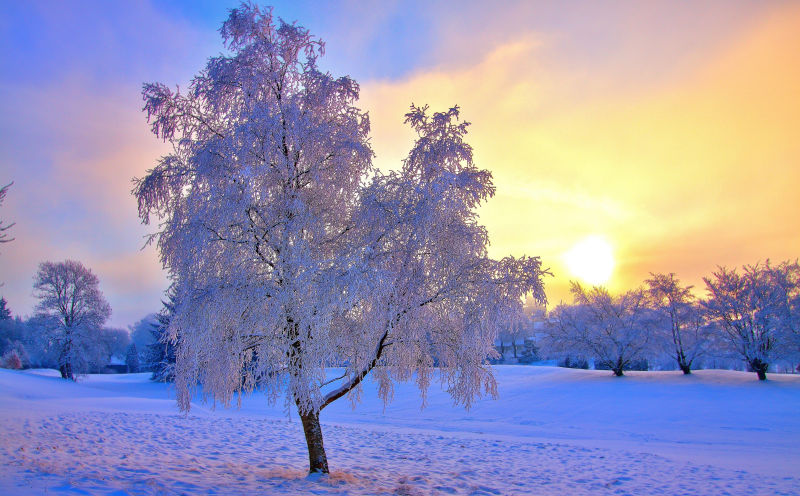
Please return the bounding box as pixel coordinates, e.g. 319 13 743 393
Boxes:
563 235 615 286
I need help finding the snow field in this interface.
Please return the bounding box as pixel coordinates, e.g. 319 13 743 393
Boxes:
1 367 799 495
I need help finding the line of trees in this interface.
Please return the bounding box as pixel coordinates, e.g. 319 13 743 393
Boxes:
0 304 130 376
0 180 174 378
0 260 173 378
542 260 800 380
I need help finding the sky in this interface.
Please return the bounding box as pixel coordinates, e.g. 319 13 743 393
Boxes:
0 1 798 328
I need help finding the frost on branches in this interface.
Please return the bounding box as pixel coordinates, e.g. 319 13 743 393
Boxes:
645 273 710 375
545 283 653 377
133 4 547 474
32 260 111 380
703 260 799 380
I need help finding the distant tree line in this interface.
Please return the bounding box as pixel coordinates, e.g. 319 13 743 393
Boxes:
537 260 800 380
0 299 129 375
5 258 798 383
0 259 176 379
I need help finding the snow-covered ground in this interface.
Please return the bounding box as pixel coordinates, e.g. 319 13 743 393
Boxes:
1 367 799 495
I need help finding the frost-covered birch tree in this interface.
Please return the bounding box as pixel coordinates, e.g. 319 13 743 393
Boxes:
134 4 547 474
645 273 709 374
703 261 793 380
545 283 653 376
33 260 111 380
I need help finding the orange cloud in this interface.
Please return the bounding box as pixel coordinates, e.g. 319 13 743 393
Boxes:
360 3 800 305
0 79 170 325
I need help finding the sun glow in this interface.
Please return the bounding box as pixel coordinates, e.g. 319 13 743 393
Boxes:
563 235 615 286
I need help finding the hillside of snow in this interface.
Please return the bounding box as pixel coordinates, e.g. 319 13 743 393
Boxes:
1 366 799 495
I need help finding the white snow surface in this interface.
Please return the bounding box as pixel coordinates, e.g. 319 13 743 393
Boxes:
1 366 799 495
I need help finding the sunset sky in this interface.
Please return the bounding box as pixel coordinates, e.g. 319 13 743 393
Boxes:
1 1 798 328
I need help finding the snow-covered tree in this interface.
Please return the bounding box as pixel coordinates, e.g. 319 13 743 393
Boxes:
32 260 111 380
134 4 547 474
645 273 710 374
80 327 130 373
499 309 540 360
6 317 43 368
125 343 140 373
129 313 158 368
0 298 11 321
703 261 793 380
545 283 653 376
147 290 178 382
519 337 540 364
498 319 528 359
771 260 800 364
1 349 22 369
0 306 29 369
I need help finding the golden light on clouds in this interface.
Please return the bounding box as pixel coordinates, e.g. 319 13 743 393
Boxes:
360 3 800 306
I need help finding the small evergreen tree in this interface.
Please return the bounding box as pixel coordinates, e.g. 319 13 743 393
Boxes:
558 355 589 369
125 343 140 373
148 290 177 382
0 298 11 321
129 314 158 369
518 337 540 364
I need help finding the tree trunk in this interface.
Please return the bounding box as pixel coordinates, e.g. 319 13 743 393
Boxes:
299 409 329 474
59 362 73 380
59 338 74 381
750 359 768 381
612 357 624 377
677 351 691 374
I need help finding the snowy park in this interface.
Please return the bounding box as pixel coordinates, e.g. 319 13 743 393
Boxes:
2 2 800 495
2 366 799 495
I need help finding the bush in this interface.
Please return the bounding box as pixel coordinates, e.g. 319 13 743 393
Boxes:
1 339 29 368
517 338 540 364
559 356 589 369
595 358 648 372
1 349 23 369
